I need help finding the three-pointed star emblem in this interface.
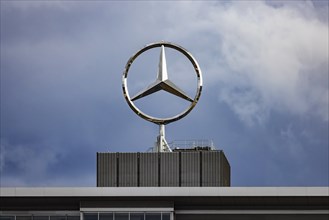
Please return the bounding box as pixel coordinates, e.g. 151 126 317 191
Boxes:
131 45 193 102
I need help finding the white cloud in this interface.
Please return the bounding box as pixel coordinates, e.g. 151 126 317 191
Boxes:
0 140 62 186
4 0 71 11
219 87 270 126
183 1 328 125
130 1 328 125
218 2 328 124
280 124 304 158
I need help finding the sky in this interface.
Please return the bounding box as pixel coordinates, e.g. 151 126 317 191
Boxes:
0 0 328 187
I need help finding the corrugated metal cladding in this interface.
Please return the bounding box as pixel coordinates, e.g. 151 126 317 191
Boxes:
181 152 200 186
221 152 231 186
118 153 138 187
97 153 117 187
202 151 220 186
160 152 179 186
139 153 158 186
97 151 230 187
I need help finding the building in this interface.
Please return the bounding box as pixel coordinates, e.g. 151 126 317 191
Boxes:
97 149 230 187
1 149 329 219
1 187 329 220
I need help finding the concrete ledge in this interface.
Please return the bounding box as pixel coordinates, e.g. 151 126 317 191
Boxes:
1 187 328 197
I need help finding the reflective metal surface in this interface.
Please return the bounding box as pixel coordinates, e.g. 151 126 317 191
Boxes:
131 46 193 102
122 41 202 125
122 41 203 152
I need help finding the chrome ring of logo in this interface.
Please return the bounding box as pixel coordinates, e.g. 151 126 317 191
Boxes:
122 41 203 125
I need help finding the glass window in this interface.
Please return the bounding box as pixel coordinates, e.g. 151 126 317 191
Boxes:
114 213 128 220
162 213 170 220
67 217 79 220
33 217 48 220
84 214 97 220
130 213 144 220
145 213 161 220
99 213 113 220
16 217 32 220
50 217 66 220
0 216 15 220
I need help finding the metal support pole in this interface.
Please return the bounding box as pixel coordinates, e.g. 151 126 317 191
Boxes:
156 124 172 152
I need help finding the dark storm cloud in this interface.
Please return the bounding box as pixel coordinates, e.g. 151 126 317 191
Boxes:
1 1 328 186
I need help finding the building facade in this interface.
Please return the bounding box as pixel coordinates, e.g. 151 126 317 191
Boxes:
1 187 328 220
2 149 328 219
97 150 230 187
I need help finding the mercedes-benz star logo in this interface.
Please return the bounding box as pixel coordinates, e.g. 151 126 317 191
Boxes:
122 41 203 125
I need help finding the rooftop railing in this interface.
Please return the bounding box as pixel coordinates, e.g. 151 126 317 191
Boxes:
169 139 216 151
